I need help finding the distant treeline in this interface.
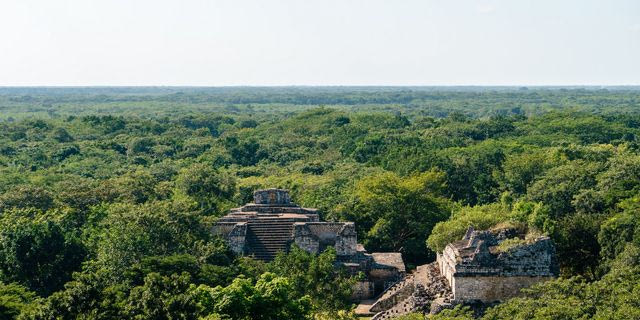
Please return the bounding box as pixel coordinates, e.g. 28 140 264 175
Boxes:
1 86 639 120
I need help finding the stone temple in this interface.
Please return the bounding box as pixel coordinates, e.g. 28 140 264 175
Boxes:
212 188 406 299
437 227 557 303
359 227 557 319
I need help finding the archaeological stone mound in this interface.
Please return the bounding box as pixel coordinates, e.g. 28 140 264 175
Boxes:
212 188 406 300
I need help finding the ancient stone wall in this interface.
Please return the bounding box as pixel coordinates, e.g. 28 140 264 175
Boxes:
212 222 247 255
335 223 357 256
293 222 357 256
437 250 456 286
494 238 556 276
306 223 344 242
369 268 400 283
212 222 236 237
437 231 556 303
444 238 556 277
352 281 376 301
253 189 291 205
451 275 554 302
226 223 247 254
293 223 321 254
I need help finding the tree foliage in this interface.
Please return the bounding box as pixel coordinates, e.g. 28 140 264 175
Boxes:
1 88 640 317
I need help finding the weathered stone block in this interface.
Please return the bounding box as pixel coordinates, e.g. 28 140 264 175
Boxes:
293 223 320 254
436 227 557 303
253 188 291 205
227 222 247 254
451 275 554 302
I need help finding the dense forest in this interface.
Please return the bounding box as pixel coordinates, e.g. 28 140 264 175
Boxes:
1 87 640 319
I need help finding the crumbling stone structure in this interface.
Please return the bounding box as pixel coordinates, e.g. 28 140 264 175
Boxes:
212 188 406 299
358 227 557 319
437 227 557 303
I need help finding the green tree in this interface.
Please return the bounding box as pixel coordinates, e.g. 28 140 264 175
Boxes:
126 252 234 288
28 265 122 319
175 163 235 215
552 213 604 279
527 160 601 217
429 306 474 320
0 211 86 296
427 203 510 253
0 283 37 319
123 272 199 320
598 197 640 263
50 127 74 143
195 273 311 320
0 186 54 213
107 169 159 204
585 153 640 210
269 246 354 313
224 138 267 166
94 200 209 279
342 170 451 263
497 149 560 195
127 137 156 156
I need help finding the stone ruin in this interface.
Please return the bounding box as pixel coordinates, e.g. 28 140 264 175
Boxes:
438 227 557 303
358 226 557 319
212 188 406 300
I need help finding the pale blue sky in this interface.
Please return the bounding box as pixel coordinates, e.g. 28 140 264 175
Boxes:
1 0 638 86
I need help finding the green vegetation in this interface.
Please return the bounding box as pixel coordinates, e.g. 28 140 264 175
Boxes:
0 87 639 318
494 238 528 253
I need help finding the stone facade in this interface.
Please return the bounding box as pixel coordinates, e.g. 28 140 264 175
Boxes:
358 227 557 319
437 227 557 303
293 222 357 256
212 188 406 300
447 275 553 302
253 188 291 205
220 222 247 254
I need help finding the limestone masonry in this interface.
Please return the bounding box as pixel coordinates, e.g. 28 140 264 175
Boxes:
437 227 557 303
359 226 558 319
212 188 406 300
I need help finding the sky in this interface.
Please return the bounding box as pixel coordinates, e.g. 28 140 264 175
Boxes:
0 0 638 86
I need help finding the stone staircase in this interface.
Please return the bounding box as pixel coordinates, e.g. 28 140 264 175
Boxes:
369 273 416 313
245 219 295 261
372 285 425 320
370 262 453 320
